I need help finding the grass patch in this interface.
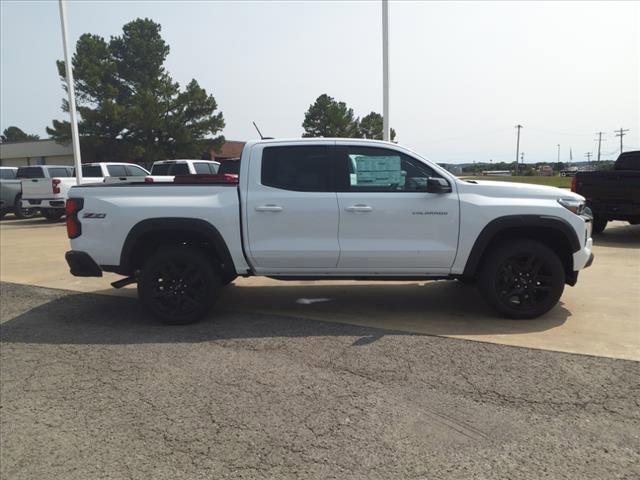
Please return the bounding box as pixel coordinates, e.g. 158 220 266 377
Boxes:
463 176 572 188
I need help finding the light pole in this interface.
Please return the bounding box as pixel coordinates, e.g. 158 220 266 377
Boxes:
515 124 523 176
557 144 560 175
58 0 82 185
382 0 390 141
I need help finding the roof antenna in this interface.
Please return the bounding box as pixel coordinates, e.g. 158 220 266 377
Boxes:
252 121 273 140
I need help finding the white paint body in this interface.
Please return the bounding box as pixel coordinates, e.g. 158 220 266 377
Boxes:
69 139 593 277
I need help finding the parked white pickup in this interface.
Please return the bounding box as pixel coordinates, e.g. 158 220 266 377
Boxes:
145 159 221 182
21 162 149 220
65 138 594 323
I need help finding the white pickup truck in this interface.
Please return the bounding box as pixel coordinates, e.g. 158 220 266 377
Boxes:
64 139 594 324
146 159 221 182
21 162 149 220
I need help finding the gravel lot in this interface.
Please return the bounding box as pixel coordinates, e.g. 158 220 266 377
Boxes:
1 282 638 479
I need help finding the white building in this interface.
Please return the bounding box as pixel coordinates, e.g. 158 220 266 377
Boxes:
0 139 74 167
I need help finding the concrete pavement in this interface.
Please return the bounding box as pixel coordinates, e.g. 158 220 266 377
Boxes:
1 217 639 360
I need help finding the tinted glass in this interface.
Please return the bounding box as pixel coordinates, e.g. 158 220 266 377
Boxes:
81 166 103 177
170 163 190 175
194 163 211 174
338 146 437 192
0 169 16 180
151 164 171 175
218 160 240 175
17 167 44 179
48 167 72 178
262 146 333 192
125 165 148 176
107 165 128 176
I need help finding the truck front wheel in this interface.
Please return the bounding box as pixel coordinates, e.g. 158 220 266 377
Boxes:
478 240 565 319
138 246 221 324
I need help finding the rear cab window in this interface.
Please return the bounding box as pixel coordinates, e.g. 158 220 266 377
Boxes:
261 146 336 192
17 167 45 179
0 169 17 180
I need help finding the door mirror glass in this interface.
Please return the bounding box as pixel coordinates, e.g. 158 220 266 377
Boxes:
426 177 452 194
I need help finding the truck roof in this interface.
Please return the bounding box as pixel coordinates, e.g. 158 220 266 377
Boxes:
152 159 220 165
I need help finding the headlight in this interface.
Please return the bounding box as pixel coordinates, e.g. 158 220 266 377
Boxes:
558 197 586 215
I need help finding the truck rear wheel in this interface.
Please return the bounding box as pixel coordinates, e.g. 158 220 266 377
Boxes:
41 208 64 221
478 239 565 319
138 246 221 325
14 194 36 219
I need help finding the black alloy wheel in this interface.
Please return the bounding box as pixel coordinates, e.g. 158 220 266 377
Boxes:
479 240 565 319
138 246 220 324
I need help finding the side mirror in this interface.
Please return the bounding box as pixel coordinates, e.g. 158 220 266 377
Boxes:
426 177 452 194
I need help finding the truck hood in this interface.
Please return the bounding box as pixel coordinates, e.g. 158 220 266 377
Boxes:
460 179 585 201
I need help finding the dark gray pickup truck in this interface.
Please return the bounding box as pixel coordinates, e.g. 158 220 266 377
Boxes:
572 151 640 233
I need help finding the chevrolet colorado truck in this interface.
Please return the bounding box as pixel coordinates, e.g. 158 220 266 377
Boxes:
571 151 640 233
21 162 149 220
64 139 594 324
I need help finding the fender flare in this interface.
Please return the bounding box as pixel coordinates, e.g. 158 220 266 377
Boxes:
118 217 237 279
462 215 580 277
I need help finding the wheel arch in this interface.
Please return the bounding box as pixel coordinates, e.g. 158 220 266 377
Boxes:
463 215 580 284
118 218 237 281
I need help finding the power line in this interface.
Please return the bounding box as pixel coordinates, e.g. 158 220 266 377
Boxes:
614 128 629 154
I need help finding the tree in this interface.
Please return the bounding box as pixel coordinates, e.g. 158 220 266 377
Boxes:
302 94 360 138
47 18 224 165
359 112 396 141
1 126 40 142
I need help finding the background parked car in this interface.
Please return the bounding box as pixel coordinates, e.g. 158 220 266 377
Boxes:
146 159 220 182
0 166 36 219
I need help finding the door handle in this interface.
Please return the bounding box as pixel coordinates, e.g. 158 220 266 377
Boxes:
255 204 283 212
345 204 373 213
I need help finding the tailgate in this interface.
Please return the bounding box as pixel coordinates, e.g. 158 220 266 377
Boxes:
21 178 57 199
578 172 640 204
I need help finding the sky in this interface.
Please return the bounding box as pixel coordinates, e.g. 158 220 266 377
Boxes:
1 0 638 164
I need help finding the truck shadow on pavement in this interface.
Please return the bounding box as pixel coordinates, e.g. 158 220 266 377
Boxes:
0 281 570 346
592 223 640 249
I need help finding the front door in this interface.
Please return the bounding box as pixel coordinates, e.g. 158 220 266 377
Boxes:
335 144 460 272
245 143 340 273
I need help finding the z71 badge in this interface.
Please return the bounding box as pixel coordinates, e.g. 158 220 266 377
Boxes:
82 213 106 219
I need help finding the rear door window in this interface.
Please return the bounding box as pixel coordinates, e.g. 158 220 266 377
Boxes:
194 163 212 174
125 165 148 176
170 163 190 175
81 165 103 177
261 146 335 192
107 165 128 177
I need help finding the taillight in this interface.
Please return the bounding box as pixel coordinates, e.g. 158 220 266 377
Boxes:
52 179 61 194
65 198 84 239
570 176 577 192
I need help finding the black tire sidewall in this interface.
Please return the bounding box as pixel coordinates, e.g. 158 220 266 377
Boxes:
138 246 221 325
14 195 36 219
478 240 565 319
592 216 607 234
41 208 64 221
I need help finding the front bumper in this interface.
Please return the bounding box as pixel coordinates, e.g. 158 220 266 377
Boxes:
22 198 65 209
65 251 103 277
573 237 594 271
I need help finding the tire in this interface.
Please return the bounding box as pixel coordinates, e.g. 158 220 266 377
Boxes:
478 239 565 319
137 246 221 324
14 195 36 219
41 208 64 221
592 216 607 235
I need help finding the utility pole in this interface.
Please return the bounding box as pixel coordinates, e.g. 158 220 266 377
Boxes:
520 151 525 173
595 132 605 162
382 0 390 142
585 152 592 166
58 0 82 185
556 144 560 175
515 124 523 175
614 128 629 154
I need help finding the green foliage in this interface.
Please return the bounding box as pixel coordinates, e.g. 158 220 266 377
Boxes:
302 94 360 138
47 18 224 165
1 126 40 142
359 112 396 141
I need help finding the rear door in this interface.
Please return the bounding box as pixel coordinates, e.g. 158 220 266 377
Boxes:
245 143 340 272
335 144 460 272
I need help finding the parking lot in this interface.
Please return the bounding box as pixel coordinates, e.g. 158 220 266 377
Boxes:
1 218 639 479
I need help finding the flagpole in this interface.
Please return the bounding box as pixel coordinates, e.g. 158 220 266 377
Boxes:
382 0 390 141
58 0 82 185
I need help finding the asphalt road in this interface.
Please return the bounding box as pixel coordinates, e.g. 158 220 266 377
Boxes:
1 282 638 480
